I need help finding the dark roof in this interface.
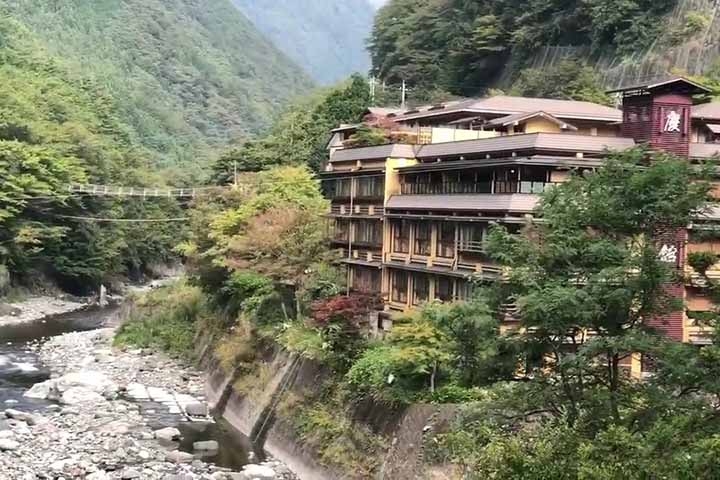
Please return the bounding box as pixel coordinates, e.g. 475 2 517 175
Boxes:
607 76 711 95
386 194 540 213
484 111 578 130
706 124 720 134
393 96 622 123
398 155 603 173
693 102 720 121
329 144 417 163
415 133 634 160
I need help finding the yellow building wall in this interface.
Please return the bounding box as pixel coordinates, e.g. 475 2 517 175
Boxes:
550 170 571 183
524 117 562 134
430 128 498 143
687 291 714 311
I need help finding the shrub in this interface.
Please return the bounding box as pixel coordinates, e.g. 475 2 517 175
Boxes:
688 251 718 275
114 282 204 359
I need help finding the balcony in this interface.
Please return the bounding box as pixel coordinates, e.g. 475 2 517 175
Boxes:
458 240 487 254
328 205 385 216
401 180 556 195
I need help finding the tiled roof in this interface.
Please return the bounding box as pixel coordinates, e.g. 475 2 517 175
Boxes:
398 155 604 173
386 194 540 213
415 133 634 159
394 96 622 123
706 124 720 134
484 111 578 130
329 144 417 163
689 143 720 158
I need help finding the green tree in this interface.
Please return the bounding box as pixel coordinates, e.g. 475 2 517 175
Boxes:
488 147 711 425
510 59 612 105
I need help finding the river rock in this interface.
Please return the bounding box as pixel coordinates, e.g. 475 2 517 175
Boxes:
24 380 52 399
120 467 142 479
154 426 181 442
61 386 106 405
0 438 19 450
4 408 44 425
238 464 276 479
193 440 219 451
165 450 194 463
185 402 208 417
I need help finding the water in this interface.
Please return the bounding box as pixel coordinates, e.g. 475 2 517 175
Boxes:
0 304 257 471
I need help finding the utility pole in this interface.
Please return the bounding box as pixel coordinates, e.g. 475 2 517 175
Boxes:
233 160 238 188
401 79 407 109
369 75 376 103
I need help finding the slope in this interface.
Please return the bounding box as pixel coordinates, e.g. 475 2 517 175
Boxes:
3 0 315 173
231 0 375 85
369 0 699 97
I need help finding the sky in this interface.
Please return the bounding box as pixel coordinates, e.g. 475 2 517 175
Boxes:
369 0 387 7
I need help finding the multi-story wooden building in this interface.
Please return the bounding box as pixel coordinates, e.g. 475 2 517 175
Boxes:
322 77 720 343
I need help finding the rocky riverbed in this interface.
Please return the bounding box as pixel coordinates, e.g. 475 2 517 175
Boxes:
0 327 297 480
0 296 89 327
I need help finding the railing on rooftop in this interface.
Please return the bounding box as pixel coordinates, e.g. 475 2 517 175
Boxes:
401 180 557 195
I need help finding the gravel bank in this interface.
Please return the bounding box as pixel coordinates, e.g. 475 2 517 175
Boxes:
0 328 297 480
0 297 89 327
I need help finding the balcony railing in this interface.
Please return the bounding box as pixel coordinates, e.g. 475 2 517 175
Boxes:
401 180 557 195
328 205 385 216
458 240 487 253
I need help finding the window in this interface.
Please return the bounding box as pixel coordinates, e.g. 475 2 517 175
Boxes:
355 220 382 245
392 220 410 253
333 220 349 242
520 166 549 194
458 223 487 253
336 178 352 197
357 176 384 198
353 266 381 294
436 276 453 302
437 222 456 258
392 270 408 303
414 222 431 256
494 167 518 193
413 275 429 305
456 279 474 300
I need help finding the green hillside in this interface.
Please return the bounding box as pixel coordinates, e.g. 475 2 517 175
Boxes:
2 0 315 173
231 0 375 85
369 0 682 98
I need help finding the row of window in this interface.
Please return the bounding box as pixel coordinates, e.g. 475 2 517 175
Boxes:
390 270 473 305
391 220 489 257
332 219 382 245
322 177 385 199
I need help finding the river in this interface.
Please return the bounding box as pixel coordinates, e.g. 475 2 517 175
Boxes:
0 303 288 479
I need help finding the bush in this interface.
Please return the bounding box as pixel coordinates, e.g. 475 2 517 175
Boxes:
114 282 204 359
284 393 386 478
688 251 718 275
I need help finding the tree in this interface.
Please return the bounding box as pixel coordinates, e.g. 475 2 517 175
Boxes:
510 59 612 105
488 148 711 426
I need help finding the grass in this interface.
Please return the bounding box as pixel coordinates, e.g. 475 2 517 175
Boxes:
114 281 204 359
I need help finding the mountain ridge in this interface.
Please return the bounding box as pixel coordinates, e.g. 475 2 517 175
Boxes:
231 0 375 84
2 0 315 173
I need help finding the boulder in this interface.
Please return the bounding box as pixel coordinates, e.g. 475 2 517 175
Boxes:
86 472 111 480
24 380 53 400
164 450 194 463
120 468 142 479
0 438 19 451
4 408 44 425
56 371 118 396
154 427 181 442
239 464 276 479
192 440 219 451
185 402 208 417
61 386 105 405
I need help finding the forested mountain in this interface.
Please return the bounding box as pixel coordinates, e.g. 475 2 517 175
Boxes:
2 0 314 173
0 17 186 291
231 0 375 84
369 0 720 100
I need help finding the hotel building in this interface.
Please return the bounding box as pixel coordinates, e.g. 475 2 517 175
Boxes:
321 78 720 344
